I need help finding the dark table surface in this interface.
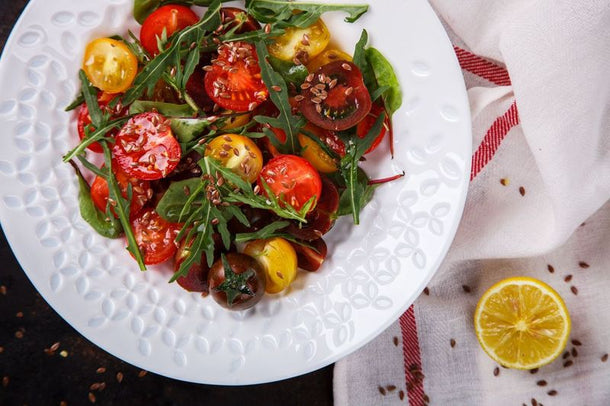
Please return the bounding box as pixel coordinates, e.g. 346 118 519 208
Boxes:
0 1 334 405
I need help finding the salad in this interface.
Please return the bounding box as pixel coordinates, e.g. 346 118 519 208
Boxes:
64 0 402 311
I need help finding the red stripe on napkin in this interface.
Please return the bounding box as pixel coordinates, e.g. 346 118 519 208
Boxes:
471 101 519 180
454 46 512 86
400 305 425 406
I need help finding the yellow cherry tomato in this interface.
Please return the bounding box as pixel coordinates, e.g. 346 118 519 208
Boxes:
307 49 353 72
268 19 330 62
82 38 138 93
204 134 263 183
219 112 252 130
244 238 298 294
298 124 339 173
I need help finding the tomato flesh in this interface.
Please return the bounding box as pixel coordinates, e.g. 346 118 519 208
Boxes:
356 103 390 153
140 5 199 56
299 60 371 131
204 41 268 112
113 112 181 180
258 155 322 212
131 208 181 265
90 163 152 219
82 38 138 94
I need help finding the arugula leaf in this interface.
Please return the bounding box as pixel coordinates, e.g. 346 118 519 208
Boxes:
245 0 368 28
123 1 223 106
336 168 375 217
65 93 84 112
133 0 233 24
235 221 290 243
254 41 306 154
129 100 195 116
366 48 402 114
352 30 378 97
79 70 103 128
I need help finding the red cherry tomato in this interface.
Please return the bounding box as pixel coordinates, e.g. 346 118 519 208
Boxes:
140 4 199 56
204 41 268 112
76 92 121 153
258 155 322 212
131 208 181 265
90 163 152 219
299 61 371 131
113 112 181 180
220 7 260 34
356 103 390 154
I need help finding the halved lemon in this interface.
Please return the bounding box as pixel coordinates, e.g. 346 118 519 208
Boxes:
474 277 571 369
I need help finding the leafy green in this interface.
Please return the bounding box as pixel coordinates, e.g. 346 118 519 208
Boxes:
122 1 223 106
79 70 103 127
267 56 309 87
366 48 402 114
65 93 84 112
129 100 195 116
254 41 306 154
156 178 203 222
336 168 375 217
133 0 233 24
234 221 290 243
245 0 368 28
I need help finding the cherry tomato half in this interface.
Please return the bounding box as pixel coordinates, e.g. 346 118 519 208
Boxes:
268 19 330 63
298 123 345 173
307 48 352 72
204 41 269 112
220 7 260 34
113 112 181 180
82 38 138 94
131 208 181 265
204 134 263 183
356 103 390 154
139 4 199 56
299 60 372 131
258 155 322 212
90 163 152 219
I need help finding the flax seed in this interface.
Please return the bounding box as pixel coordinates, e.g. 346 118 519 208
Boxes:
301 34 310 46
547 264 555 273
462 285 471 293
564 274 572 282
570 286 578 295
578 261 589 269
393 336 399 346
378 386 386 395
272 85 282 92
450 339 456 348
602 353 608 362
547 390 557 396
311 97 322 104
500 178 509 186
563 360 573 368
233 148 240 156
248 102 258 111
301 83 312 90
345 87 354 96
264 23 271 34
529 368 539 374
571 347 578 357
96 367 106 374
329 78 338 89
531 399 538 406
537 380 547 386
2 376 8 387
88 392 96 403
342 63 352 71
563 351 570 359
399 390 405 400
316 104 322 113
116 372 124 383
572 339 582 346
138 370 147 378
423 287 430 295
493 367 499 377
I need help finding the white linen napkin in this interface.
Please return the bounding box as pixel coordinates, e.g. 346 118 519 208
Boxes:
334 1 610 405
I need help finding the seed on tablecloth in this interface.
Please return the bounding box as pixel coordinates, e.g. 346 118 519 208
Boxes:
399 390 405 400
531 398 538 406
563 360 573 368
378 386 387 395
96 367 106 374
423 287 430 296
0 285 6 295
571 348 578 357
60 401 67 406
529 368 539 374
601 353 608 362
462 284 471 293
15 311 23 318
60 350 68 357
2 376 8 387
386 385 397 392
500 178 509 186
138 370 148 378
90 383 100 391
493 367 500 377
450 339 456 348
562 351 570 359
0 346 4 353
393 336 399 346
536 380 547 386
88 392 96 403
14 330 23 339
564 275 572 282
547 390 558 396
570 286 578 295
423 393 430 404
519 186 526 196
547 264 555 273
572 339 582 346
116 372 124 383
578 261 589 269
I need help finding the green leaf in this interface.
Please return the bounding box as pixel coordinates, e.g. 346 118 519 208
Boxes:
352 30 378 97
129 100 195 116
235 221 290 243
62 116 130 163
337 168 376 217
254 41 305 154
245 0 368 28
134 0 233 24
79 70 103 128
65 92 84 112
122 1 223 106
156 178 203 222
267 56 309 86
366 48 402 114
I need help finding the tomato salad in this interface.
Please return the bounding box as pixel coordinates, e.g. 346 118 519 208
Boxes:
64 0 402 311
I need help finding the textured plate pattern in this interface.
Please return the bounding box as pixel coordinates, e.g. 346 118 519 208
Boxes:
0 0 470 384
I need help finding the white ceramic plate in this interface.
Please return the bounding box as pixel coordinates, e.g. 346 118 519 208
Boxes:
0 0 470 384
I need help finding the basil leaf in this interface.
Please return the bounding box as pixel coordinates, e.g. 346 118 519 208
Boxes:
366 48 402 114
156 178 204 222
245 0 368 28
267 56 309 86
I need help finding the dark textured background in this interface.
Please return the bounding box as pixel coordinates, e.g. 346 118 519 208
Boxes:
0 1 334 404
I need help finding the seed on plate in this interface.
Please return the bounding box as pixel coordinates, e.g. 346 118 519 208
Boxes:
529 368 539 374
531 399 538 406
571 347 578 357
564 275 573 282
547 390 558 396
562 351 570 359
578 261 590 269
423 287 430 295
393 336 399 346
570 286 578 295
462 284 471 293
493 367 500 376
399 390 405 400
519 186 526 196
537 380 547 386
